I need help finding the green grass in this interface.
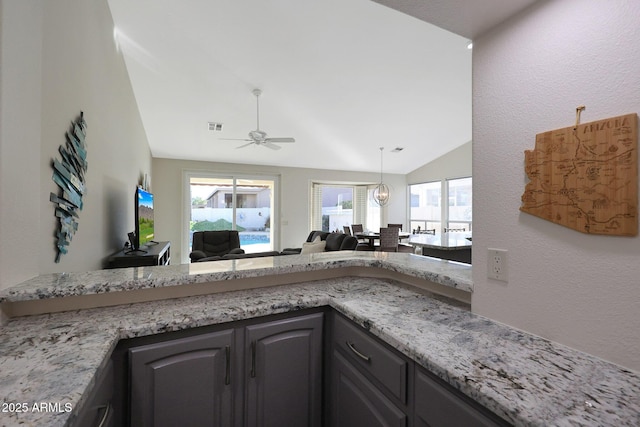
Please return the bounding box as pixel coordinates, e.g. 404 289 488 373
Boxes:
191 219 246 232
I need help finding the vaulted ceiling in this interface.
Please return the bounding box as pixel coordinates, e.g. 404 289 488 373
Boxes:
107 0 538 174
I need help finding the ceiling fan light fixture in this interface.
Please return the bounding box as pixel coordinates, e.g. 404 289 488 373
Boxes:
218 88 295 150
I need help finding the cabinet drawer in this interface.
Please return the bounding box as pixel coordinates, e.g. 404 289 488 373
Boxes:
333 313 408 403
415 367 511 427
331 350 407 427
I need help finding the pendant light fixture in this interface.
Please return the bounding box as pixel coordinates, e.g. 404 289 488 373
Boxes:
373 147 390 206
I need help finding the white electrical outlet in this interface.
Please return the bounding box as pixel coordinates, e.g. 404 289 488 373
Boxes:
487 248 508 282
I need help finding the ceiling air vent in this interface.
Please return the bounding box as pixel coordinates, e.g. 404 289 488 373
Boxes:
391 147 404 153
208 122 224 132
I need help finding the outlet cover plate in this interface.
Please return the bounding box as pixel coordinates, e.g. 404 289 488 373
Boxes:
487 248 508 282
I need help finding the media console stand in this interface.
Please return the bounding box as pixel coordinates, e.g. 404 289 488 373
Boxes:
107 241 170 269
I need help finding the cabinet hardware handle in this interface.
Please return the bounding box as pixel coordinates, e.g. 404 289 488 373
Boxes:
251 340 257 378
225 345 231 385
346 340 371 362
96 403 111 427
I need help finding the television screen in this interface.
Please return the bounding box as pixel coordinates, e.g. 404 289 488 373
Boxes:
135 187 154 248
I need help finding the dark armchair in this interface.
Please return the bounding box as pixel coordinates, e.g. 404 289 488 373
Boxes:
189 230 245 262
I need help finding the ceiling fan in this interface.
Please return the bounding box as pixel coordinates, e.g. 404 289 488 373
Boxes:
221 89 295 150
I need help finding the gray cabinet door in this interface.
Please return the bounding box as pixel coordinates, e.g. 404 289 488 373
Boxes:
331 350 407 427
244 312 323 427
414 367 510 427
129 329 234 427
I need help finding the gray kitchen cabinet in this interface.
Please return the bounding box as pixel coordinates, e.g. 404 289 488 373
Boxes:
114 308 510 427
414 366 511 427
329 312 411 427
245 312 324 427
129 329 234 427
331 350 408 427
330 311 510 427
124 311 323 427
70 361 115 427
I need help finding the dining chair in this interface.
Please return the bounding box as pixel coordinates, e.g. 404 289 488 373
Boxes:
343 225 352 235
350 224 374 251
378 227 399 252
387 223 407 242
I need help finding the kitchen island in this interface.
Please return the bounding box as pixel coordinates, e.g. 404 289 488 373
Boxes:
0 252 638 426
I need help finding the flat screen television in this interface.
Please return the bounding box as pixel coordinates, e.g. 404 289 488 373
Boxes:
135 187 154 249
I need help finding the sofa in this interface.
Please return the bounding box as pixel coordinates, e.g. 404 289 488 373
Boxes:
281 231 358 255
192 230 358 262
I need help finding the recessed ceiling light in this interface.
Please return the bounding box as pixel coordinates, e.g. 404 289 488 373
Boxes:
467 42 473 50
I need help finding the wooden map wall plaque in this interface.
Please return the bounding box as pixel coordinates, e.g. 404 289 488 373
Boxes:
520 113 638 236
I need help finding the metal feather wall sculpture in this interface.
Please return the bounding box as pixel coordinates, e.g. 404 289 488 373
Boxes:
50 111 88 262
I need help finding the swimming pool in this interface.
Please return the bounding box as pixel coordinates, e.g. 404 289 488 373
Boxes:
239 233 270 246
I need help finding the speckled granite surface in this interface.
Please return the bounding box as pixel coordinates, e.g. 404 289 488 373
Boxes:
0 277 638 427
0 252 473 302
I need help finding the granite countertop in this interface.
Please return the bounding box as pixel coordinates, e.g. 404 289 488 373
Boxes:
0 276 638 427
0 252 473 303
408 232 473 250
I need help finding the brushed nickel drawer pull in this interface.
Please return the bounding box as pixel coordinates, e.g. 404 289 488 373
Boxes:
225 345 231 385
96 403 111 427
346 340 371 362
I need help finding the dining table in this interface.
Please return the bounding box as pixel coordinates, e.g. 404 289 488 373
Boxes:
408 232 472 264
354 231 411 248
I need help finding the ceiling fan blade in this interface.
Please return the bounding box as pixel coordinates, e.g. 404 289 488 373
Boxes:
263 142 282 150
219 89 294 150
236 141 256 149
265 137 295 143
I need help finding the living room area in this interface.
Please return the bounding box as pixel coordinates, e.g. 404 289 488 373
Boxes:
150 140 471 264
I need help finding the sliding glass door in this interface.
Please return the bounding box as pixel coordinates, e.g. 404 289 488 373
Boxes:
184 172 278 261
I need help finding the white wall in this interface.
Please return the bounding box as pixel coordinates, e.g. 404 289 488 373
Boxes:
406 140 471 183
152 158 407 264
472 0 640 371
0 0 43 291
0 0 151 290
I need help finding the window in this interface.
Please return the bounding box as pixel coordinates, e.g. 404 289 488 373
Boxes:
446 177 472 231
409 177 472 233
311 183 372 232
409 181 441 233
